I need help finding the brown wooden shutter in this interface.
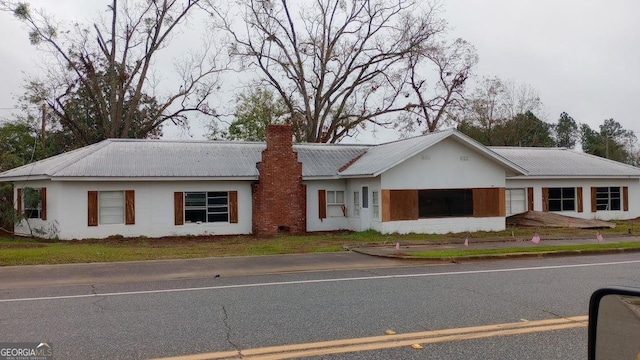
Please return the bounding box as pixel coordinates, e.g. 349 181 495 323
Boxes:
381 190 391 222
88 191 98 226
623 186 629 211
591 187 597 212
40 187 47 220
229 191 238 223
318 190 326 219
16 188 22 216
174 192 184 225
577 187 583 213
389 190 419 220
498 187 506 216
125 190 135 225
542 187 549 212
527 187 534 211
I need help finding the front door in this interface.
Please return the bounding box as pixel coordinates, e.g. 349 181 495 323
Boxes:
360 186 371 230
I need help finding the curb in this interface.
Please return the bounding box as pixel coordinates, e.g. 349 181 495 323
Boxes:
349 246 640 262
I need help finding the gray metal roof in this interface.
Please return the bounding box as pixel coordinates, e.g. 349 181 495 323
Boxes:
490 147 640 177
339 129 527 176
3 131 638 182
0 138 369 180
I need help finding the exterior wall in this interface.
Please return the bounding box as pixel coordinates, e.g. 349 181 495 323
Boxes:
15 180 253 240
506 178 640 220
13 180 58 238
376 139 508 234
377 217 505 235
381 139 506 189
305 179 351 232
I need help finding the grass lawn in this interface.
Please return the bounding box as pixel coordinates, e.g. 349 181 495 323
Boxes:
0 219 638 266
406 241 640 258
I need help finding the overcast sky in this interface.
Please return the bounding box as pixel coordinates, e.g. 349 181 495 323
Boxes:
1 0 639 144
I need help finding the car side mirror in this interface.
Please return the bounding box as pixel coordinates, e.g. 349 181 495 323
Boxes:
589 287 640 360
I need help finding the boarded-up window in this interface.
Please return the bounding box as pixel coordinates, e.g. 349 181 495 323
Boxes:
229 191 238 223
472 188 504 217
174 192 184 225
390 190 419 220
88 191 98 226
318 190 327 219
125 190 135 225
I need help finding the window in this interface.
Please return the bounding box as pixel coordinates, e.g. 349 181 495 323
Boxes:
548 187 575 211
362 187 369 208
596 187 621 211
418 189 473 218
185 192 229 223
353 191 360 217
372 191 379 219
22 187 42 219
326 190 345 217
99 191 125 224
506 188 526 215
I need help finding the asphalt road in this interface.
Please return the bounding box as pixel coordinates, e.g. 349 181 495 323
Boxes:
2 252 640 359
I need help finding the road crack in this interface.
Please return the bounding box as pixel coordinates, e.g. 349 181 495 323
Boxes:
90 284 106 313
222 305 242 357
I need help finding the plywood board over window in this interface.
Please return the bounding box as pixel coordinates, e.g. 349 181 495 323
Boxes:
472 188 505 217
380 190 418 221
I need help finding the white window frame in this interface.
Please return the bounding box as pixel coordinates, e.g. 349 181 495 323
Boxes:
506 188 526 215
596 187 621 211
326 190 346 217
372 191 379 219
99 191 125 225
22 187 41 219
353 191 360 217
184 191 229 223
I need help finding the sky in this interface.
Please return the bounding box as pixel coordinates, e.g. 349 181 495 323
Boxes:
0 0 639 145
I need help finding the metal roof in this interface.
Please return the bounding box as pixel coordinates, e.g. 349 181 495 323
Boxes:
339 129 527 177
3 131 638 182
490 147 640 177
0 138 369 180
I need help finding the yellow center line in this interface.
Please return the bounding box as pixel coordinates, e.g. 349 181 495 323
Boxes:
151 315 588 360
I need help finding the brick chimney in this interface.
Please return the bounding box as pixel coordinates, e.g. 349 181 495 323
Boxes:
252 125 306 235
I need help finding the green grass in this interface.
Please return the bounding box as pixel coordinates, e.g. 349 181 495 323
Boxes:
407 241 640 258
0 220 638 266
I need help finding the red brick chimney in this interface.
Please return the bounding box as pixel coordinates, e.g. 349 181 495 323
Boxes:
252 125 306 235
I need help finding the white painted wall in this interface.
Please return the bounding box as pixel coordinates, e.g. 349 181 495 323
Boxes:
506 178 640 221
305 179 352 232
15 180 253 240
381 139 506 190
378 217 505 235
377 139 509 234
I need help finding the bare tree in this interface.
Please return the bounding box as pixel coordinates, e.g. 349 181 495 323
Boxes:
205 0 446 143
396 37 478 135
1 0 225 146
457 77 544 145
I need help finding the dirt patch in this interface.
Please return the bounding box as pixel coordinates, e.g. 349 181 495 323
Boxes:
507 211 615 229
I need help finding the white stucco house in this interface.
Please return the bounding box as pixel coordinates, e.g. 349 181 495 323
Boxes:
1 125 639 240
